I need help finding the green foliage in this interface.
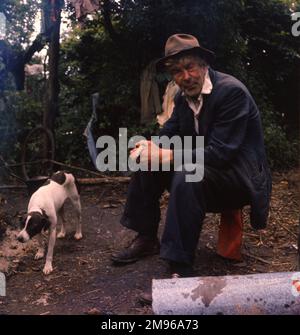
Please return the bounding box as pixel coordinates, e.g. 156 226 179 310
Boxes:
0 0 41 48
263 115 299 170
0 90 43 164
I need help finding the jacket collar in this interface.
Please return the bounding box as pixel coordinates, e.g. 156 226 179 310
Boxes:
208 67 216 87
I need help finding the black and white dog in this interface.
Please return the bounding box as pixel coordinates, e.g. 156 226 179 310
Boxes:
17 171 82 275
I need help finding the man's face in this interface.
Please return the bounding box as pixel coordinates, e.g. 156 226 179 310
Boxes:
167 55 207 98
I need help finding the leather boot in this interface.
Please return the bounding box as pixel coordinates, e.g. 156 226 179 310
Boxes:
111 234 160 264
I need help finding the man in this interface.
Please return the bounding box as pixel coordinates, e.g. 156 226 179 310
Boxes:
111 34 272 277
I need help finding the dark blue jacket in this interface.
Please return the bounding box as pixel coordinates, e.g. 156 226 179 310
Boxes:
159 68 272 229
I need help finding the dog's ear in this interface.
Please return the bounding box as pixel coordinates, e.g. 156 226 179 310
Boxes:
40 209 50 231
42 217 51 231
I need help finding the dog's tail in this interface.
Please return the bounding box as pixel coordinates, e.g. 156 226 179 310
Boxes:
64 172 81 194
51 171 80 194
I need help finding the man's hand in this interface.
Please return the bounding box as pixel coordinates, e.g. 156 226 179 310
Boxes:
130 140 173 168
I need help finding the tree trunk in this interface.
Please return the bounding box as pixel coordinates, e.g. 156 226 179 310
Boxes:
43 1 62 133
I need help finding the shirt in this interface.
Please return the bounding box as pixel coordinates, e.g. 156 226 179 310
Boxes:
184 70 213 134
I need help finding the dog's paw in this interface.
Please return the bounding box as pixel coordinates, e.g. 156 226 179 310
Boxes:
43 263 53 275
34 250 44 260
57 231 66 239
74 232 83 240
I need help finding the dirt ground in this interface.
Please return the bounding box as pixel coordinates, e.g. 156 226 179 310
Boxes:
0 170 299 315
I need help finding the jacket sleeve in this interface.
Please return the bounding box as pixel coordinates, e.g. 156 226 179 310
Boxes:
158 104 180 138
199 87 250 167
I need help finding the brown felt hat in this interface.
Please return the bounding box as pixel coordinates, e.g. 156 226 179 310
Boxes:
156 34 215 72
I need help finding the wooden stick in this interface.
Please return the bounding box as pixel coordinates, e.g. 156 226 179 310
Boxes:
78 177 130 184
49 159 106 177
243 252 273 264
276 221 298 238
0 176 130 190
0 185 26 190
2 159 106 178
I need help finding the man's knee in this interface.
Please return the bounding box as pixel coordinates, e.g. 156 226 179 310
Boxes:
170 169 203 195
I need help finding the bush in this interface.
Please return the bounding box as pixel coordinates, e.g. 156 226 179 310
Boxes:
262 108 299 170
